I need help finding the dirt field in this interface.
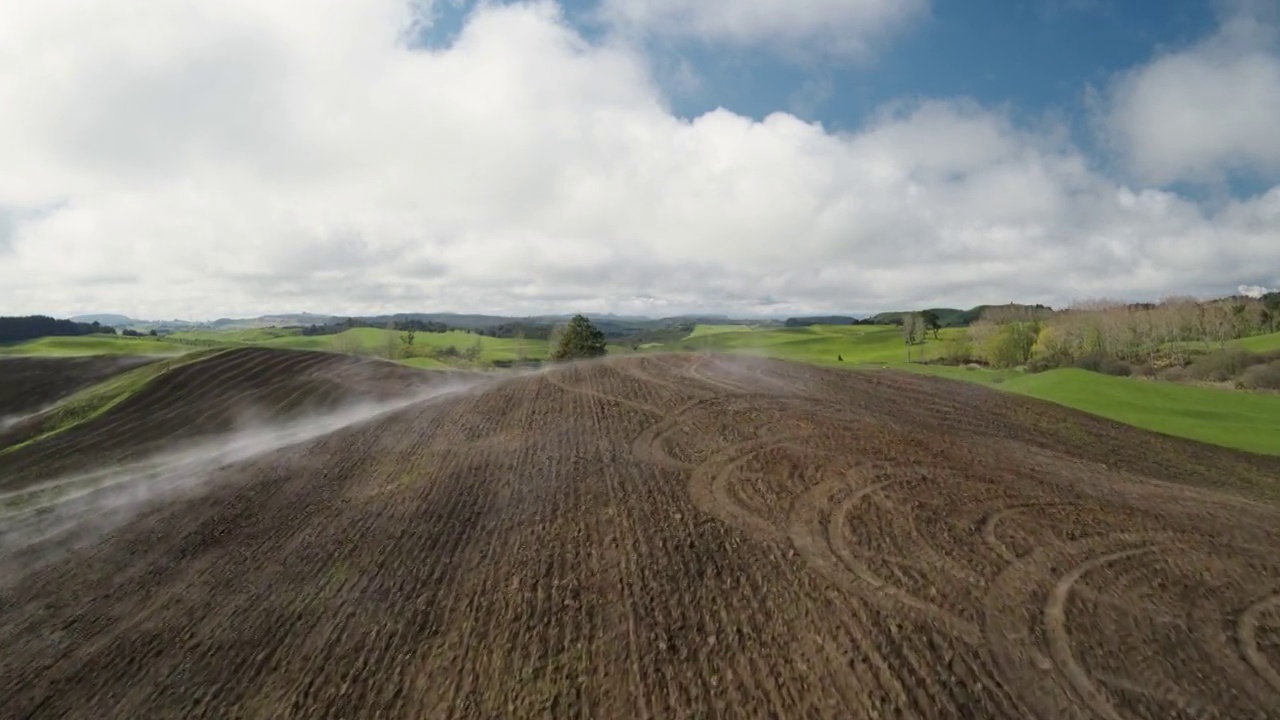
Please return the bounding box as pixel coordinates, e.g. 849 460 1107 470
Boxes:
2 350 1279 718
0 355 152 423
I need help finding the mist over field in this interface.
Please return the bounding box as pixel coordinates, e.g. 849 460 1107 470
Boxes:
0 377 485 579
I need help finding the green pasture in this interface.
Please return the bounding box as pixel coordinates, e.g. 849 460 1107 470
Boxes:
167 327 303 343
0 335 189 357
1232 330 1280 353
906 365 1280 456
261 327 549 364
673 324 960 366
686 324 754 337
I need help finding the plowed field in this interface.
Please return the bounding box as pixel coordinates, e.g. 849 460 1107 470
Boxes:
0 355 152 426
2 351 1279 719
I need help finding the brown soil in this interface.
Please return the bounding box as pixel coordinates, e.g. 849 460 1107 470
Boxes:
0 348 444 487
1 351 1279 719
0 355 153 419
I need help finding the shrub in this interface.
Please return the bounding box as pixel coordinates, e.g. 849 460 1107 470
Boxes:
1185 348 1265 382
1025 356 1060 373
1239 361 1280 390
1074 353 1130 376
1100 358 1131 377
1134 362 1156 378
1158 366 1187 383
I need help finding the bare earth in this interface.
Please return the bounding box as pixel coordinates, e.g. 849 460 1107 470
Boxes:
1 349 1278 718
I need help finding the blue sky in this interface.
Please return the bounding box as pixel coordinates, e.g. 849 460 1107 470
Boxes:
2 0 1279 318
425 1 1214 128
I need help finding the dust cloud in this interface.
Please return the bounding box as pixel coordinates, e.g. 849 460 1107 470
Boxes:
0 379 485 582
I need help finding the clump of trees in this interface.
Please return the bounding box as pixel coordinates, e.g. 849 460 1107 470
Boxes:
302 318 452 337
0 316 117 343
946 294 1280 389
551 315 607 361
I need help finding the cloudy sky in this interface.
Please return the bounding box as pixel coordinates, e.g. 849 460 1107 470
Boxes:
2 0 1279 319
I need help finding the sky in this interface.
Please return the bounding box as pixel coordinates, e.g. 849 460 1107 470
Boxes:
2 0 1279 320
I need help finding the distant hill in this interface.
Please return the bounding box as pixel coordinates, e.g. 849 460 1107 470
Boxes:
70 314 136 326
783 316 859 327
869 304 1053 328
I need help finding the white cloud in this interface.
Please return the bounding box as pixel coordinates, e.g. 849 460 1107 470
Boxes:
1104 9 1280 185
598 0 928 57
1240 285 1277 298
0 0 1277 320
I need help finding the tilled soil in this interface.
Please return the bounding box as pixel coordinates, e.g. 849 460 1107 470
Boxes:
1 351 1279 719
0 355 152 421
0 347 447 487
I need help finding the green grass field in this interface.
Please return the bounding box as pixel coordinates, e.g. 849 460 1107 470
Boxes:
1232 330 1280 353
167 327 303 343
907 365 1280 456
0 335 189 357
261 328 550 364
672 324 959 366
686 324 754 337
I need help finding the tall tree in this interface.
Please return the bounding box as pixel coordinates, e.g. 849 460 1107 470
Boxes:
551 315 608 361
920 310 942 340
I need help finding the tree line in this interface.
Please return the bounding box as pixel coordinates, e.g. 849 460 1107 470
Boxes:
893 293 1280 388
0 316 119 344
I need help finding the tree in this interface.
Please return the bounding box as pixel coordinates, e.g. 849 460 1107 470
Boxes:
400 327 417 357
551 314 607 361
901 313 920 362
920 310 942 340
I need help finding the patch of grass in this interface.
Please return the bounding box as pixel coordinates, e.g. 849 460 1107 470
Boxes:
1233 331 1280 353
907 365 1280 456
680 324 961 366
686 324 753 337
0 335 189 357
261 328 550 364
167 327 303 343
397 356 451 370
906 362 1280 454
0 350 221 454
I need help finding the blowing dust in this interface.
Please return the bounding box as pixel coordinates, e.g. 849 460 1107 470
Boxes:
0 377 487 583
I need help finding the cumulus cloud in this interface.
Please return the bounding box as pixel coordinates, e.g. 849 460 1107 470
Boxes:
1103 7 1280 185
598 0 928 57
1240 285 1277 298
0 0 1277 319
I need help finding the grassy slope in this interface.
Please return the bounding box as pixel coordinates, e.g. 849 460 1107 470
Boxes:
261 327 550 363
1233 331 1280 353
676 324 959 366
686 324 753 337
907 365 1280 456
168 327 303 343
0 335 189 357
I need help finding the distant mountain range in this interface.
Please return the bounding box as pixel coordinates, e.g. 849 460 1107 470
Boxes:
67 312 775 333
69 307 1055 333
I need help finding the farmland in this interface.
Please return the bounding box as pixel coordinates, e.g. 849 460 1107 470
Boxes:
1 348 1278 718
0 335 188 357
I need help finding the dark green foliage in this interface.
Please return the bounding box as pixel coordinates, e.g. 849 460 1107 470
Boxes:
920 310 942 339
551 315 607 361
0 316 116 343
784 316 858 327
